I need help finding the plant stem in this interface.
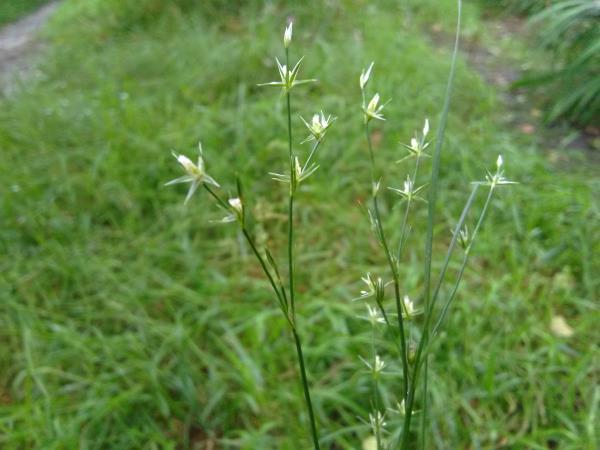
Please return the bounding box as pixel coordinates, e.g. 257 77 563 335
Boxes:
401 1 462 448
285 48 296 323
371 325 382 450
292 327 321 450
284 47 321 450
302 140 321 172
433 185 495 336
365 123 410 403
203 184 292 320
397 155 422 265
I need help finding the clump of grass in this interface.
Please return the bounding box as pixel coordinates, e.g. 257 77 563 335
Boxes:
166 3 516 448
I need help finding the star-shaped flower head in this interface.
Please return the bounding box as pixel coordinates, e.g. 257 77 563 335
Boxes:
258 57 316 95
401 295 423 319
270 155 319 194
300 111 336 143
398 118 432 163
165 142 220 205
387 175 427 203
353 272 386 303
471 154 518 188
363 92 389 123
361 304 386 327
359 354 386 378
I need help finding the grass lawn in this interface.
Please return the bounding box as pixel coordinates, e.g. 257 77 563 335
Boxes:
0 0 597 448
0 0 49 26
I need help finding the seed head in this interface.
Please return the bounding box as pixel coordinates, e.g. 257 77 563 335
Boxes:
402 295 423 319
359 354 386 377
258 57 316 94
397 118 432 163
472 154 518 188
165 142 220 205
229 197 244 221
457 225 470 250
364 93 387 122
355 272 386 303
300 111 336 143
368 411 386 433
365 304 386 327
387 175 427 203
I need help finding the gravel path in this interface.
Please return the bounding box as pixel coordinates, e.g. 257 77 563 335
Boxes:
0 2 59 91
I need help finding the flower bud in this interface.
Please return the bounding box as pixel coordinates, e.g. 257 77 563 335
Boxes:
284 22 293 48
359 62 374 90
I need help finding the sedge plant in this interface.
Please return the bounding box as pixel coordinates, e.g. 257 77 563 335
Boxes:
166 22 331 450
354 1 517 448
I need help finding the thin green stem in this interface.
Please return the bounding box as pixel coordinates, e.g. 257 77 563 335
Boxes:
433 186 495 336
401 1 461 448
365 125 377 184
431 185 480 309
285 48 296 322
371 326 382 450
396 155 423 264
203 184 291 321
397 184 477 448
202 183 229 210
302 140 321 172
292 327 321 450
365 123 410 403
284 47 320 450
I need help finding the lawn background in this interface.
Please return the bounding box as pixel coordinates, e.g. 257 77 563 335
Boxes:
0 0 598 448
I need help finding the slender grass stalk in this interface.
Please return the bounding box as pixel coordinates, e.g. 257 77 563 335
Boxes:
398 1 462 448
396 156 422 263
285 47 296 322
371 326 383 449
302 140 321 173
292 328 321 450
365 123 410 405
281 43 321 450
432 185 495 336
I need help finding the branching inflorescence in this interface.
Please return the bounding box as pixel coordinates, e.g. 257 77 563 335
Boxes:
166 6 515 449
354 2 516 449
167 21 330 450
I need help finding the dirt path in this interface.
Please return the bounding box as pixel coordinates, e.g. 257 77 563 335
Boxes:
0 1 59 92
437 16 598 155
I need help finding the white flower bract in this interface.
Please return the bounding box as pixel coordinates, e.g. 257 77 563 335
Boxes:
165 142 220 205
284 21 293 48
402 295 423 319
258 57 316 94
364 93 387 122
360 61 374 90
300 111 336 143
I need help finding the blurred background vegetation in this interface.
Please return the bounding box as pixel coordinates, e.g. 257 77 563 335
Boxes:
480 0 599 126
0 0 598 448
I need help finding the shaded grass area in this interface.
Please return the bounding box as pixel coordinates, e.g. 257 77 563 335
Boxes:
0 0 598 448
0 0 49 26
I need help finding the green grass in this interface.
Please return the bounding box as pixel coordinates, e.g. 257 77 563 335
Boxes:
1 0 598 448
0 0 49 26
